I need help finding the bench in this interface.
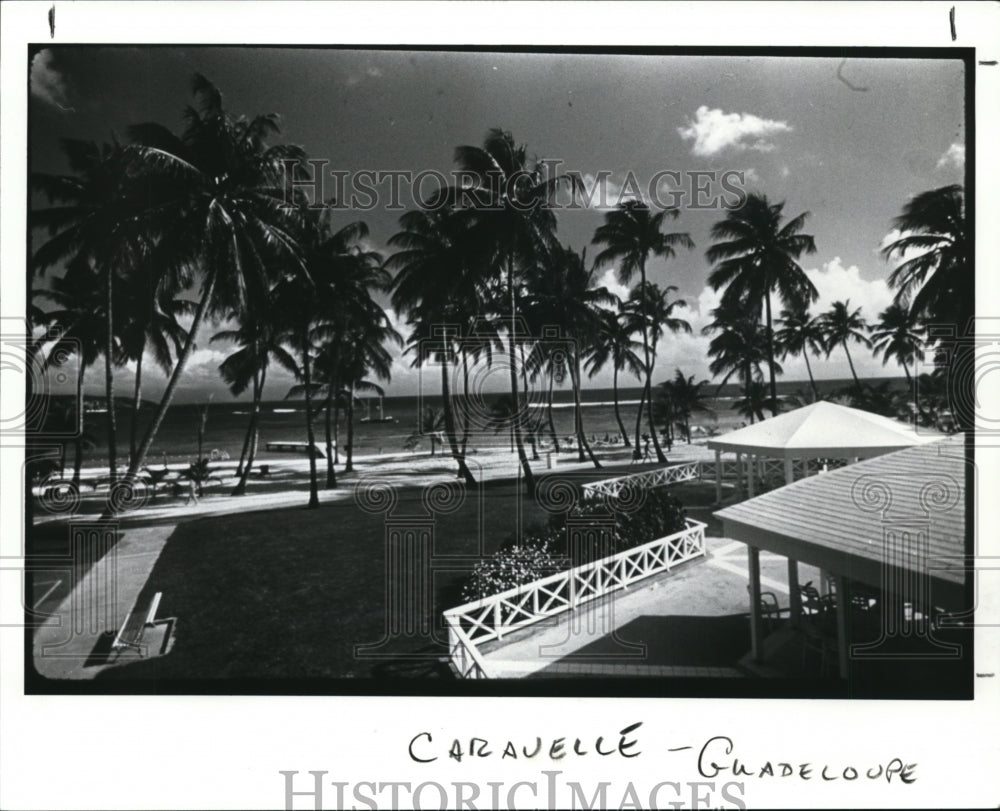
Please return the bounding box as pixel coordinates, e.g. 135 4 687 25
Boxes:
112 591 163 656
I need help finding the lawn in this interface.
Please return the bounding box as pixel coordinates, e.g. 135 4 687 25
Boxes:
96 473 720 683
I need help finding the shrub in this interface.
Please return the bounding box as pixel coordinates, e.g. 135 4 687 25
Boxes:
458 488 689 602
547 487 688 566
460 532 561 604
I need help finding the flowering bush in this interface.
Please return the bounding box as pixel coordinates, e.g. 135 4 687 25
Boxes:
459 489 691 602
547 487 688 566
460 533 561 604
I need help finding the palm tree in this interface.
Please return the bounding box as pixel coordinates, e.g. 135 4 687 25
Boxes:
821 300 871 393
704 303 777 424
881 185 969 330
301 215 388 488
453 128 571 495
655 369 711 444
273 274 323 508
339 323 399 474
624 281 691 453
524 245 614 468
586 308 643 447
118 271 192 463
593 199 694 459
31 138 149 486
212 303 296 495
119 74 305 499
870 302 926 386
37 262 107 486
736 379 772 424
775 302 825 398
706 193 817 416
388 207 484 486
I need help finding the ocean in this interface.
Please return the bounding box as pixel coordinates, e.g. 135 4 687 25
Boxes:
65 376 907 466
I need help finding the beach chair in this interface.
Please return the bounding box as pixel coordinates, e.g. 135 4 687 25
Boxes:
747 586 787 632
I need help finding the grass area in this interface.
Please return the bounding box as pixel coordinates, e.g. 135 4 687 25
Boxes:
94 475 723 682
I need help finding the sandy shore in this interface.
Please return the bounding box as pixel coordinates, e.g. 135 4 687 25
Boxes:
32 439 723 527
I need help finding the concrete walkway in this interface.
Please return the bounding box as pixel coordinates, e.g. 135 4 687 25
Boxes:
480 538 820 678
31 523 176 680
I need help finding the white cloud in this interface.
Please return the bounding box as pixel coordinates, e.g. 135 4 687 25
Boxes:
936 142 965 171
677 106 792 157
595 268 630 306
805 257 893 322
29 49 71 111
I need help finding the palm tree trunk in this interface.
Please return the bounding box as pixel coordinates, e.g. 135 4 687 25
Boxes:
333 373 341 464
232 370 261 495
441 350 477 486
634 262 651 458
119 268 218 510
647 372 667 463
460 350 471 456
507 254 534 494
129 336 146 463
345 384 355 473
546 367 560 452
803 349 819 399
234 374 255 479
843 340 861 393
634 382 649 450
302 330 319 509
235 416 252 479
72 360 85 488
518 344 539 461
612 364 630 446
104 265 118 484
764 291 779 417
324 386 337 489
572 348 601 469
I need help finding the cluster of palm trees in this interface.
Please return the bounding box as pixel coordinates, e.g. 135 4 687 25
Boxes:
29 71 969 510
30 75 398 512
387 145 700 493
700 186 969 428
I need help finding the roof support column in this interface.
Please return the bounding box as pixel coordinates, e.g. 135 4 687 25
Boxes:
748 545 764 662
787 558 802 629
735 453 743 498
835 573 849 678
714 449 722 505
747 455 755 498
784 457 794 486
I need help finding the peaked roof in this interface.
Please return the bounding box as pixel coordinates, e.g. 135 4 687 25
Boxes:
707 401 945 459
714 435 966 605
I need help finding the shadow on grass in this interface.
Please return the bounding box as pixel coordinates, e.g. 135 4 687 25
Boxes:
94 479 558 683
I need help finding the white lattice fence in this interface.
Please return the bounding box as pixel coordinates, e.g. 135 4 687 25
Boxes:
443 519 707 678
581 462 699 500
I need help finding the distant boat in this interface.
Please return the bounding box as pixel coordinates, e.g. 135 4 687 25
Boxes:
359 395 396 424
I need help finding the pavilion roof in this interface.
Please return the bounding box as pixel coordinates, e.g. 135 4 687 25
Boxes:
707 401 944 459
714 435 967 606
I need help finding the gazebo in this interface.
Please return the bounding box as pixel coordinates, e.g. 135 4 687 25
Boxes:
715 435 967 679
706 401 945 501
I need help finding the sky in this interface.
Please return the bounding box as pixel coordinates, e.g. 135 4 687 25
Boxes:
29 47 966 403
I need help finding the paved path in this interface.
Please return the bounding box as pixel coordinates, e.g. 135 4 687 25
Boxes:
481 538 821 679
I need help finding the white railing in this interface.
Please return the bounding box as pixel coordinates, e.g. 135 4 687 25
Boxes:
443 519 707 678
697 457 853 485
695 459 742 481
581 462 699 500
